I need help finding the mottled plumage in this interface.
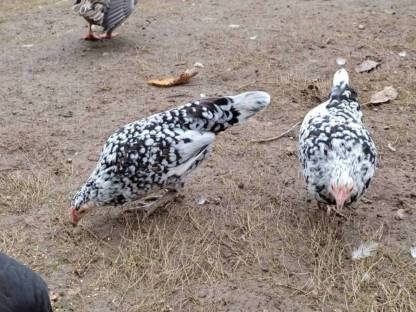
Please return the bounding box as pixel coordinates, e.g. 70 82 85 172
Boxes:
298 69 377 211
70 91 270 224
0 252 52 312
72 0 137 39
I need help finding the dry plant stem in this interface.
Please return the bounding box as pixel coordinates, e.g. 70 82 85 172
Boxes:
251 121 301 143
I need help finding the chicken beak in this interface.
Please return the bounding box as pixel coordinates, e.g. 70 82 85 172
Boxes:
334 187 348 210
70 207 80 227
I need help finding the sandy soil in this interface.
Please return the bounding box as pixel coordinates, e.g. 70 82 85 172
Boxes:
1 0 416 311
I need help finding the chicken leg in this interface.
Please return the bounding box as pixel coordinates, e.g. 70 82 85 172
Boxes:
124 190 178 217
84 23 100 41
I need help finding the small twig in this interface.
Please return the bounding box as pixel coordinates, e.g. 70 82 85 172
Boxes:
165 93 189 99
0 166 29 172
273 282 311 297
246 27 282 32
251 121 301 143
361 101 391 107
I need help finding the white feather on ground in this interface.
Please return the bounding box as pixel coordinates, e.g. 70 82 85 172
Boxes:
352 241 379 260
410 247 416 258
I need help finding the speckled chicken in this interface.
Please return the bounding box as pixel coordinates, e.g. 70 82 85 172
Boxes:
298 68 377 215
72 0 138 40
70 91 271 225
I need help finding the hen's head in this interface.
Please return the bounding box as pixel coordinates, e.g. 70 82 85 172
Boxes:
227 91 271 122
329 164 355 210
69 183 96 226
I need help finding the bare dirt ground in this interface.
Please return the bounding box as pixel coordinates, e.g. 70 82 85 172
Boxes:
1 0 416 311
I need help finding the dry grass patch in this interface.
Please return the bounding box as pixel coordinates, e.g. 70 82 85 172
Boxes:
71 193 284 310
348 252 416 311
0 171 50 214
0 229 26 257
101 213 230 310
276 212 416 311
0 228 51 274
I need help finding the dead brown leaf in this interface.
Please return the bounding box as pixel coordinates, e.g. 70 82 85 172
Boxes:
369 86 398 104
355 60 380 73
148 68 198 87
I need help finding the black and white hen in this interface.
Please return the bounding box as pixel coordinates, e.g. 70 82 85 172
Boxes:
72 0 138 40
0 252 52 312
70 91 270 225
298 68 377 215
